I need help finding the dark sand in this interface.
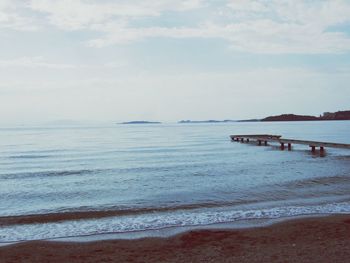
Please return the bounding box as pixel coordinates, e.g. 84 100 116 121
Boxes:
1 215 350 263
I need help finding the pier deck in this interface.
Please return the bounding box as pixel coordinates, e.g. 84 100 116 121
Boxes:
230 134 350 152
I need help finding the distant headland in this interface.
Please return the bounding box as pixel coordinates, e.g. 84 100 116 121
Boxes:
117 111 350 124
178 110 350 123
261 110 350 122
119 121 162 124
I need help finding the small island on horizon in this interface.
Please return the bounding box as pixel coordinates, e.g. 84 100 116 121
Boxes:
178 120 236 124
119 121 162 125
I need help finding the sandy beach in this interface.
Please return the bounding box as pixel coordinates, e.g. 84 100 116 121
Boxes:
1 215 349 263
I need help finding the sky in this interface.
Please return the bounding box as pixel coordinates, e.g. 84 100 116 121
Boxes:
0 0 350 124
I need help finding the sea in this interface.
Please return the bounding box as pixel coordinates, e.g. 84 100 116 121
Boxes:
0 121 349 243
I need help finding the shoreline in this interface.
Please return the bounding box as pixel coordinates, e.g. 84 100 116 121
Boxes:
3 199 350 244
0 212 345 245
0 215 308 246
1 214 350 262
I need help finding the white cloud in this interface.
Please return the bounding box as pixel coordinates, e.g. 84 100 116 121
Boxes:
0 56 77 69
86 0 350 53
0 0 39 31
28 0 204 30
86 24 210 46
0 56 127 69
227 0 268 12
223 0 350 53
1 0 350 53
87 20 350 54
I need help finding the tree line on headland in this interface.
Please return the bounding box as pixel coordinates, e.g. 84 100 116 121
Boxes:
261 110 350 122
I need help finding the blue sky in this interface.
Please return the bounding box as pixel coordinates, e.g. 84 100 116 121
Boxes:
0 0 350 124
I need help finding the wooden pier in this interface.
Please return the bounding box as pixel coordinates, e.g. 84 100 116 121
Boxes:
230 134 350 153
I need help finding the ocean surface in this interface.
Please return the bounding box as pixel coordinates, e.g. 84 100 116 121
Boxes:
0 121 350 242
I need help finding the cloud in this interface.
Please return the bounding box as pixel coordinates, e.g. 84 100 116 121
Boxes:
87 20 350 54
0 0 39 31
227 0 350 26
85 0 350 53
0 56 77 69
2 0 350 54
0 56 128 69
28 0 204 30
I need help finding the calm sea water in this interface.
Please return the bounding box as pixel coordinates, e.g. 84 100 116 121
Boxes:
0 121 350 242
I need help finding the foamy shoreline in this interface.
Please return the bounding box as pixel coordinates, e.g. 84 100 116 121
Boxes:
1 214 350 262
1 212 348 246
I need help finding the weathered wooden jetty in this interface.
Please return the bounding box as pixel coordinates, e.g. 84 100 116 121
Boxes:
230 134 350 153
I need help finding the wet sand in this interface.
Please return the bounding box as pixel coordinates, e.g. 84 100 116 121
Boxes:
1 215 350 263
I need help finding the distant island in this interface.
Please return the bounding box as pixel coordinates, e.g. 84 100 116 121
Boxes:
261 110 350 122
237 119 261 122
119 121 162 124
178 120 236 124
